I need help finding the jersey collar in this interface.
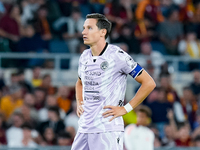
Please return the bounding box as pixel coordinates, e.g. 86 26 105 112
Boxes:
99 42 108 56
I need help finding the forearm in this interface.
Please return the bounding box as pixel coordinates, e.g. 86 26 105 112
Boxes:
129 79 155 109
75 79 83 105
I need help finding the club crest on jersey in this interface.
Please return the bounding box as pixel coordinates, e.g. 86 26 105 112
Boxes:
125 56 136 69
100 61 109 71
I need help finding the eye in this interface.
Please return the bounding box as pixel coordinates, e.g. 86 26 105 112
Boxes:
88 27 92 30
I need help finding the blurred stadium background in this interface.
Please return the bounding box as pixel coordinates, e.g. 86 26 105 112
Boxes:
1 0 200 149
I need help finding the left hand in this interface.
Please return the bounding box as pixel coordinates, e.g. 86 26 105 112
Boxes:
103 105 127 122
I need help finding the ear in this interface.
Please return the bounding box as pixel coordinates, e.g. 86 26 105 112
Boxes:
100 29 107 37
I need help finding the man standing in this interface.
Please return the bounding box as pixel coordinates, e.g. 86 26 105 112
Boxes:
72 13 156 150
124 105 155 150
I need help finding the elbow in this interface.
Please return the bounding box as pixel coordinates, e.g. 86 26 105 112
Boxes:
147 79 156 91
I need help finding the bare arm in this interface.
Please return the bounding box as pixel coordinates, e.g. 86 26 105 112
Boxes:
76 78 84 117
129 70 156 109
103 70 156 121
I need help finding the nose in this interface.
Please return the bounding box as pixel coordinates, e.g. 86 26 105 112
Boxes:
82 29 86 35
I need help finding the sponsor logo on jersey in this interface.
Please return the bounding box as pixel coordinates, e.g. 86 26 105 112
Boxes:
84 81 99 86
85 71 102 76
100 61 109 71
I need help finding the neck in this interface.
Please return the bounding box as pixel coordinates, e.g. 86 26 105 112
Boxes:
90 40 106 56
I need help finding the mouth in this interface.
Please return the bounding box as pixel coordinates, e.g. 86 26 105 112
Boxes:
83 37 88 40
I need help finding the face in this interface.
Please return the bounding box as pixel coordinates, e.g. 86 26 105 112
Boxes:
26 26 35 37
38 8 48 18
157 90 167 102
122 27 131 37
24 93 35 107
178 126 190 140
11 5 20 16
46 96 57 107
13 89 23 99
160 77 170 89
13 115 24 127
136 112 148 126
43 76 51 86
82 19 105 46
183 89 193 100
11 75 19 84
141 42 152 55
44 128 55 141
35 90 45 103
48 111 59 121
33 67 41 78
58 86 69 98
72 12 81 21
170 11 179 21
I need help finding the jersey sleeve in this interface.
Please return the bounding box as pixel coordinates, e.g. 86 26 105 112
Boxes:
115 49 143 78
78 55 82 79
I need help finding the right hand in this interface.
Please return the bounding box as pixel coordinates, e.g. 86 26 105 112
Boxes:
77 101 84 117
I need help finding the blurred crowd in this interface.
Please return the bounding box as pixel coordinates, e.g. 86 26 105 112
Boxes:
2 61 200 148
0 0 200 70
1 0 200 148
0 66 78 147
123 68 200 148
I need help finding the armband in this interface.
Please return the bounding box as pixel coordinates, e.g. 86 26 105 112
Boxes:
129 63 143 78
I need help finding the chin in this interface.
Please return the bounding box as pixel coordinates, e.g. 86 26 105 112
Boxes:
83 41 91 45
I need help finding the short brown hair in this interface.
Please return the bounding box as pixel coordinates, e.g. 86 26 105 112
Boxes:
135 105 152 118
86 13 112 39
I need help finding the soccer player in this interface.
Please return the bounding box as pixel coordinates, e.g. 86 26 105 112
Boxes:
71 13 156 150
124 105 155 150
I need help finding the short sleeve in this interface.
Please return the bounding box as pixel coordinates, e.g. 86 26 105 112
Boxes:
116 49 143 78
78 56 82 79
